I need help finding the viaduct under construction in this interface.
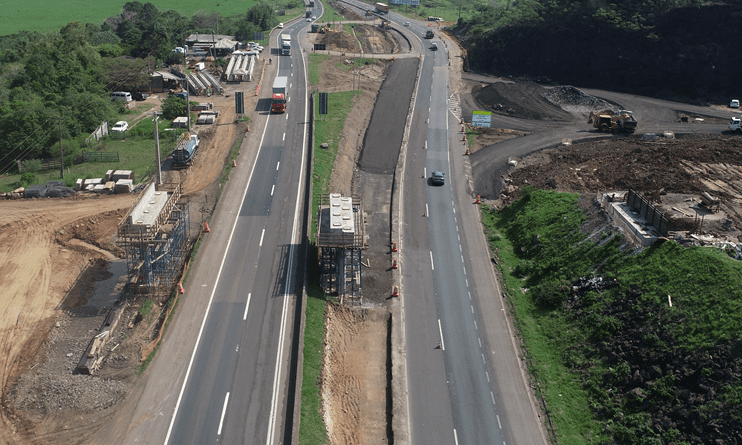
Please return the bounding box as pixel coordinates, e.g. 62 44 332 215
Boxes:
116 181 190 297
316 193 367 305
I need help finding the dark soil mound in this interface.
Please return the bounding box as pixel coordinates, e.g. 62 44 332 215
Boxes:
473 81 574 121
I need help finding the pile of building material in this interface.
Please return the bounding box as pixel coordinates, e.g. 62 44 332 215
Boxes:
76 304 126 375
74 170 135 194
187 68 223 96
25 181 76 198
224 51 257 82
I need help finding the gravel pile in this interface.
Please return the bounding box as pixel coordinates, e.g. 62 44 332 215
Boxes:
8 307 129 414
542 85 614 113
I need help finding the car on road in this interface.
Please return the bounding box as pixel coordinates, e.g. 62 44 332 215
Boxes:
307 18 312 21
111 121 128 133
430 171 445 186
312 16 316 20
730 99 740 108
278 23 284 28
430 43 438 51
404 21 410 26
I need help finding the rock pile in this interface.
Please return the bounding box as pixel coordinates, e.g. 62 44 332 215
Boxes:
542 85 614 113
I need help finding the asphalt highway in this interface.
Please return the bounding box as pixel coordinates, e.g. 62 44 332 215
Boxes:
119 15 313 445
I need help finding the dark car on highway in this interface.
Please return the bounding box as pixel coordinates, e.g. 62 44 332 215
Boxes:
430 171 445 186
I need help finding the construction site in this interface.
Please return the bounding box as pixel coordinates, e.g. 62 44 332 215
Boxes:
316 193 368 305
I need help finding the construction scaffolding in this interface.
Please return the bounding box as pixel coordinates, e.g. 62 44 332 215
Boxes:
317 194 367 305
116 182 190 297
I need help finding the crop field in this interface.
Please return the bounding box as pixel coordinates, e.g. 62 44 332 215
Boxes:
1 0 298 36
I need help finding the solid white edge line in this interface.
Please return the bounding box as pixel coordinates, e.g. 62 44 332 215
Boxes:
453 428 459 445
164 94 273 445
243 293 252 320
437 318 445 351
259 228 265 247
265 39 311 445
217 392 230 435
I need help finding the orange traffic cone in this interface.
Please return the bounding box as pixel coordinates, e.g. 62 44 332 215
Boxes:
391 241 398 252
246 124 250 132
392 258 398 269
465 147 470 155
203 222 211 233
391 285 399 298
462 133 466 141
475 195 481 204
178 283 185 294
232 159 237 167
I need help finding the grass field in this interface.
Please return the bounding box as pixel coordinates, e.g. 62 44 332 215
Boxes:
1 0 301 36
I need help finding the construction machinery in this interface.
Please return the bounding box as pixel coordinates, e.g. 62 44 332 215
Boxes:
588 109 637 133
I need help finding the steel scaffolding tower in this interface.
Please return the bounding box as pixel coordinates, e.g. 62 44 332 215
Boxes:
317 194 367 305
116 182 190 297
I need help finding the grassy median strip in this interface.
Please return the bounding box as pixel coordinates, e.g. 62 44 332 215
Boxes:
299 90 357 444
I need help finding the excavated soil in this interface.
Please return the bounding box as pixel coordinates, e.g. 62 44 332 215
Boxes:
315 24 399 55
321 304 391 445
501 134 742 238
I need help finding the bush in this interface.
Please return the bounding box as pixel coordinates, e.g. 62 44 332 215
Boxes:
18 172 37 187
531 278 569 307
20 158 42 173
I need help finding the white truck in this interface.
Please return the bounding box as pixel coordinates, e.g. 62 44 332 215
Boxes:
281 34 291 56
729 117 742 133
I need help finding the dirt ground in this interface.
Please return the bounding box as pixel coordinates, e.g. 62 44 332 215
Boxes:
0 56 268 443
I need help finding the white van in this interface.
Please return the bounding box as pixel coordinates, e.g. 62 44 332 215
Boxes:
111 91 133 102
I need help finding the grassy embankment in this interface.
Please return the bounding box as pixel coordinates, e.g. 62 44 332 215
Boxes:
482 187 742 444
299 53 358 445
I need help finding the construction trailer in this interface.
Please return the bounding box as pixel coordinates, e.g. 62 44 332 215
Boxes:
316 194 367 305
116 182 190 298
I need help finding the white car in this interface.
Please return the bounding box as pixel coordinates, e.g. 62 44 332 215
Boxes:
404 22 410 26
278 23 284 28
111 121 128 133
307 18 312 21
730 99 740 108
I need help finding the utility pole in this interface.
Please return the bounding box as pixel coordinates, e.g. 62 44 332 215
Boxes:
183 47 191 131
153 112 162 185
59 117 64 179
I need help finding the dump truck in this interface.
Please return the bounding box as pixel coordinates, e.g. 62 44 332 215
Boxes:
281 34 291 56
375 2 389 13
588 109 637 133
172 133 200 166
272 76 288 114
425 30 434 39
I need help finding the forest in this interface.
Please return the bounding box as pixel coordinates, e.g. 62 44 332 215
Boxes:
453 0 742 103
0 1 279 176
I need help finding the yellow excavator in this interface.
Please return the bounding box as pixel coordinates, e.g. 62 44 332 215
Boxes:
588 109 637 133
